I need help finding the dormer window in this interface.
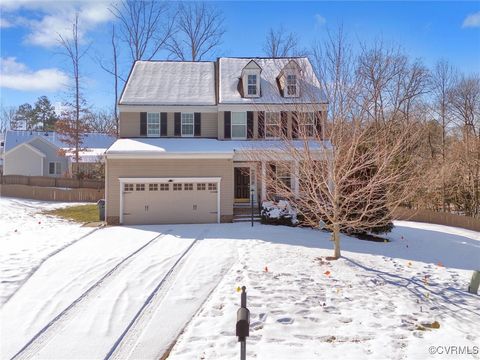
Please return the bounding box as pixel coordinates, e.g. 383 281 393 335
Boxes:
241 60 262 98
247 74 257 95
287 74 297 96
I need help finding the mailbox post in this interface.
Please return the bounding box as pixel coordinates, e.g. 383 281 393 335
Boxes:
236 286 250 360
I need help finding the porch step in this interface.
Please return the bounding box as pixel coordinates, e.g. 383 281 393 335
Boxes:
233 215 261 223
233 206 260 216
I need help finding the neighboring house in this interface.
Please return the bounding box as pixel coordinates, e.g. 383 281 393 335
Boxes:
105 57 329 225
3 131 116 177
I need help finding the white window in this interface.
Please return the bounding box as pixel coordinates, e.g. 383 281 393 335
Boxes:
208 183 217 191
147 113 160 137
265 112 281 139
149 183 158 191
276 164 292 189
247 74 257 95
286 74 298 97
300 113 315 137
231 112 247 139
181 113 194 137
173 183 182 191
197 183 206 190
49 162 61 175
136 183 145 191
124 183 134 191
160 183 169 191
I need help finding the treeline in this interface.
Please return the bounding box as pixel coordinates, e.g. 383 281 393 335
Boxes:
1 96 117 136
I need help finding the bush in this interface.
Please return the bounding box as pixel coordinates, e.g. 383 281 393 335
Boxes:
261 200 298 226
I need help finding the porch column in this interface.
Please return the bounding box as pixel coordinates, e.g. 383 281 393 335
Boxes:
261 161 266 201
293 161 299 197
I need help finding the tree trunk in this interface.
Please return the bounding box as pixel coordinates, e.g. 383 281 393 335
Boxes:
333 223 341 259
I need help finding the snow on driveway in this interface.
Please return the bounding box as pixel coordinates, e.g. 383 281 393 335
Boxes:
0 197 92 304
1 225 237 360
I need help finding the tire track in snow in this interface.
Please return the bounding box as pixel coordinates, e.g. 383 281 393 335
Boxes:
10 230 172 360
104 230 209 360
3 226 103 305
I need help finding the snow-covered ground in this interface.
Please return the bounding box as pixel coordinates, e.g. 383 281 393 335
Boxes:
1 198 479 360
0 197 93 304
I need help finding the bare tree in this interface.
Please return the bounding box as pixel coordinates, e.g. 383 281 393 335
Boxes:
109 0 174 62
166 2 225 61
1 106 18 131
57 13 89 176
263 26 306 58
85 109 117 136
97 24 121 137
430 60 456 211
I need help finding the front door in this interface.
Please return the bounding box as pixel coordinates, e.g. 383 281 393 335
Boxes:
234 167 250 202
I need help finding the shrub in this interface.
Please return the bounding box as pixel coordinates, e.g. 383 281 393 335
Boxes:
261 200 298 226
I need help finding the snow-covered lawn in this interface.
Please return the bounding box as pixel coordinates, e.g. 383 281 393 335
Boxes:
1 199 479 360
0 197 93 304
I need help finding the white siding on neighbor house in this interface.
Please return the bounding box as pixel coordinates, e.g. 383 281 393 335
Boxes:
29 138 69 177
4 145 44 176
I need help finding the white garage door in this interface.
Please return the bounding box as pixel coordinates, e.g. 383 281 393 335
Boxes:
121 178 220 225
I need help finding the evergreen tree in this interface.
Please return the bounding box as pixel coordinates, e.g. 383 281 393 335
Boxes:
33 96 58 131
14 103 34 130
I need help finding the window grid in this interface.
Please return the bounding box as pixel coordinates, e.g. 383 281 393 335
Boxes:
208 183 217 191
136 183 145 191
247 74 257 95
173 183 182 191
231 112 247 139
287 74 297 96
181 113 194 137
184 183 193 191
197 183 206 190
160 183 169 191
124 183 134 191
265 112 281 139
149 183 158 191
277 165 292 190
147 113 160 137
300 113 315 137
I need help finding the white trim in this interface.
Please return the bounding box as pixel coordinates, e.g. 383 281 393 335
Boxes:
218 103 328 112
106 153 233 160
181 112 195 137
230 111 247 140
119 177 221 183
4 142 47 158
146 112 161 137
261 161 266 201
118 105 217 112
41 156 44 176
118 176 221 224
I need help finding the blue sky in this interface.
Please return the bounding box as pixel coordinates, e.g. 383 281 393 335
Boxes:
1 1 479 111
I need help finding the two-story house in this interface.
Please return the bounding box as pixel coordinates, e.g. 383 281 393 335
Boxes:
105 57 328 225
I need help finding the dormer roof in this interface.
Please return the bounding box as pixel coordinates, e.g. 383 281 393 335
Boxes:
218 57 326 104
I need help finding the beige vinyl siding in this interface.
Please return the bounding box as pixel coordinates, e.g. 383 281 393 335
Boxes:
119 112 139 138
201 112 218 137
120 111 218 138
106 158 234 221
4 145 44 176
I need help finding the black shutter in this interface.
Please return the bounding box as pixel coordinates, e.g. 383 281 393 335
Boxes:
174 112 181 136
247 111 254 139
160 113 167 136
194 112 201 136
224 111 231 139
315 111 322 139
258 111 265 138
140 112 147 136
281 111 288 138
291 112 298 139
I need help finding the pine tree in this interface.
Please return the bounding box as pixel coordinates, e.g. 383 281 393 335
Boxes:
33 96 58 131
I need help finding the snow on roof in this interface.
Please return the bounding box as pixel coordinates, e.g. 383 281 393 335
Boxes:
218 57 327 104
4 130 116 152
120 61 216 106
65 148 107 163
106 138 332 156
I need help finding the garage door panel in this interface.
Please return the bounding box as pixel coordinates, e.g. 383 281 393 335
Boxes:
122 181 218 225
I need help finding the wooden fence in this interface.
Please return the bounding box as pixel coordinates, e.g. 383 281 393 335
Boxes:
0 184 104 202
1 175 104 189
394 207 480 232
